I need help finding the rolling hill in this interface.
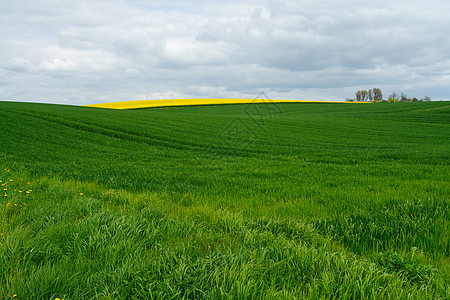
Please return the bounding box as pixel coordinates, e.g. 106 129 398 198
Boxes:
0 100 449 299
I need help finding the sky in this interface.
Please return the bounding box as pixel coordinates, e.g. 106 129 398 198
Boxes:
1 0 449 105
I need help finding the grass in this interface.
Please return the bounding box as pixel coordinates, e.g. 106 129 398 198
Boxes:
0 100 449 299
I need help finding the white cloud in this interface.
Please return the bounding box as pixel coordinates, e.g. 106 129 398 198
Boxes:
39 59 78 72
160 38 232 67
1 0 450 104
4 58 32 72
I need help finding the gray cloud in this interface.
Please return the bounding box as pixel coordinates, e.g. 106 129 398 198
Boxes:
1 0 449 105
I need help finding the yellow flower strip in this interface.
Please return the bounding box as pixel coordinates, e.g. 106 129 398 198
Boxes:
84 98 360 110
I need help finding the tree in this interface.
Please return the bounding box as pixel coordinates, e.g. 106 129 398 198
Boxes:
355 90 362 102
373 88 383 102
368 89 373 101
388 92 399 102
400 93 410 102
361 90 368 101
423 96 431 101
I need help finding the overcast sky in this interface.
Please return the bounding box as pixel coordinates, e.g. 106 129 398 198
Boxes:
1 0 449 105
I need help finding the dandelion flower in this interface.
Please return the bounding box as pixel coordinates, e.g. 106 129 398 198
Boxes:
80 193 84 196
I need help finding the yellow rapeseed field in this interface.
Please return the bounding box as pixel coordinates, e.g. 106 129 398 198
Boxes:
84 98 355 109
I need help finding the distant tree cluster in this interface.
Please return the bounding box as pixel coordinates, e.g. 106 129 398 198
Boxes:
348 89 431 102
354 88 383 102
386 92 431 102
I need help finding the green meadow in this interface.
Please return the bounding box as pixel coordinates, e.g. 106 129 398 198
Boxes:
0 101 448 299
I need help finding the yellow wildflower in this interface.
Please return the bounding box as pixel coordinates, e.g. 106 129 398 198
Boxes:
85 98 350 109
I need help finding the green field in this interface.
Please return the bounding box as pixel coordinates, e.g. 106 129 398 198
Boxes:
0 101 449 299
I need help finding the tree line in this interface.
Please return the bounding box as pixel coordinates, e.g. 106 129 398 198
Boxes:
347 89 431 102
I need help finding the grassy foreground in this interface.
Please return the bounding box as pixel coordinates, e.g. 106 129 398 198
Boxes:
0 101 449 299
